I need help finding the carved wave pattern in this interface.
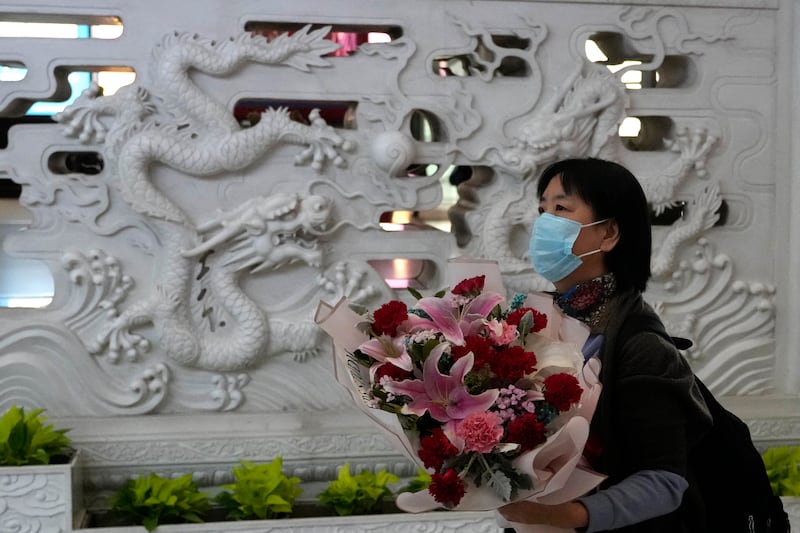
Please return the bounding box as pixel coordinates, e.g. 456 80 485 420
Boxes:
0 248 169 415
0 251 169 416
0 323 168 416
0 473 67 533
648 238 776 396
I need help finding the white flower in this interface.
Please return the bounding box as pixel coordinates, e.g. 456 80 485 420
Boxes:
524 333 584 382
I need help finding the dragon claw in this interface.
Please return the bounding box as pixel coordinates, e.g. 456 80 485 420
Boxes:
291 109 354 172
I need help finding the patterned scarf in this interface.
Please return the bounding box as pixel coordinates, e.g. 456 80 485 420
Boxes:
553 273 617 332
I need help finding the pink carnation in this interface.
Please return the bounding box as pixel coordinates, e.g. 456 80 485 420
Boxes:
455 411 504 453
485 318 518 345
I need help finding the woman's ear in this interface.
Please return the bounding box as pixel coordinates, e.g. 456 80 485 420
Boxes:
600 219 620 252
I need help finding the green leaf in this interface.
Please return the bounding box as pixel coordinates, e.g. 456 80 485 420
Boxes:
181 512 204 524
8 420 29 456
0 406 23 444
216 457 302 520
108 472 210 529
421 338 440 359
488 303 503 320
762 446 800 497
483 468 513 502
407 287 423 300
318 463 396 516
398 468 431 494
0 405 71 466
372 469 400 487
516 310 534 339
142 516 158 532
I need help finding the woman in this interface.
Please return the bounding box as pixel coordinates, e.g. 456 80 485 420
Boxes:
499 157 714 532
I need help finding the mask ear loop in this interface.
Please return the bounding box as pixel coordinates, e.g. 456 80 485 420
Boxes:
576 218 611 259
577 248 603 259
581 218 610 228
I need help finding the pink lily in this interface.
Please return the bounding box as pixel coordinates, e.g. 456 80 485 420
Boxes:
358 335 413 371
411 292 504 346
383 343 499 423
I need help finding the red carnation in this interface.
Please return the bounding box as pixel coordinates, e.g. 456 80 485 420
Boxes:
543 373 583 412
490 345 537 382
451 335 495 369
371 300 408 336
506 412 547 452
451 275 485 296
505 307 531 326
417 428 459 470
429 469 466 507
373 363 413 382
505 307 548 333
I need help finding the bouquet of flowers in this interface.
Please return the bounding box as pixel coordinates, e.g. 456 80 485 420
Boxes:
315 264 604 516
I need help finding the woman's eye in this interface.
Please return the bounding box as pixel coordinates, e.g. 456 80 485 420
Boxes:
555 204 566 211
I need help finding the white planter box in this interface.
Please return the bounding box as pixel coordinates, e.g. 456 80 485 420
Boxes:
76 510 502 533
0 449 84 532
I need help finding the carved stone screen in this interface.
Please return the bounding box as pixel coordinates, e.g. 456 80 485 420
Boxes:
0 0 797 497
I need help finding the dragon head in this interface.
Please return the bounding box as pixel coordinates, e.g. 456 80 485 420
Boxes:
217 194 333 273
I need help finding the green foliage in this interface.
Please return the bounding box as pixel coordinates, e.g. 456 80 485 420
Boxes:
318 462 399 516
214 458 302 520
762 446 800 497
109 472 211 531
397 467 431 494
0 405 71 466
407 287 423 300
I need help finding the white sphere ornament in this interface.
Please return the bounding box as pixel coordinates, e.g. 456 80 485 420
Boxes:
370 130 416 176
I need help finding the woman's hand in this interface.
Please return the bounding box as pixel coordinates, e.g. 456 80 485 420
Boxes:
498 500 589 529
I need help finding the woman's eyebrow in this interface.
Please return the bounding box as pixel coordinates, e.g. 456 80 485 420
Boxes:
540 193 570 202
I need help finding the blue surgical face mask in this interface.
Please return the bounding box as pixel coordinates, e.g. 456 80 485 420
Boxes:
528 213 608 283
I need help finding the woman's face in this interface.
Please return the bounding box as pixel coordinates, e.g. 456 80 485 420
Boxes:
537 175 612 291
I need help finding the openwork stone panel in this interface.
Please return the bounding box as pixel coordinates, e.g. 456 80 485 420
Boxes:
0 0 796 491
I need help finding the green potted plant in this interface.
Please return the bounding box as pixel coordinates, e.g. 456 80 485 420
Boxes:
762 445 800 497
0 404 82 531
0 404 72 466
81 461 500 532
762 446 800 531
214 457 302 520
317 462 399 516
106 472 211 531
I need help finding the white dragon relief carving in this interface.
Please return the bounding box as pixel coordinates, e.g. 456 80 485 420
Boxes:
54 26 352 372
495 64 629 179
651 181 721 278
449 8 728 287
457 63 720 286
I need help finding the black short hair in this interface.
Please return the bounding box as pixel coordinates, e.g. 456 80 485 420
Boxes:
536 158 652 292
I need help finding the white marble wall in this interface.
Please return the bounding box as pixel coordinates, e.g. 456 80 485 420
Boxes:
0 0 797 495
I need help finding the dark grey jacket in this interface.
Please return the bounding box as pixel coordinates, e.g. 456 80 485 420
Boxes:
591 290 713 532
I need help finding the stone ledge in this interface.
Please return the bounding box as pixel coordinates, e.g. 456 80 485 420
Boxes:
718 394 800 445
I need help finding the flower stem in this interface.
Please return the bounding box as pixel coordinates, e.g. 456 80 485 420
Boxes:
459 452 479 479
477 452 493 475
